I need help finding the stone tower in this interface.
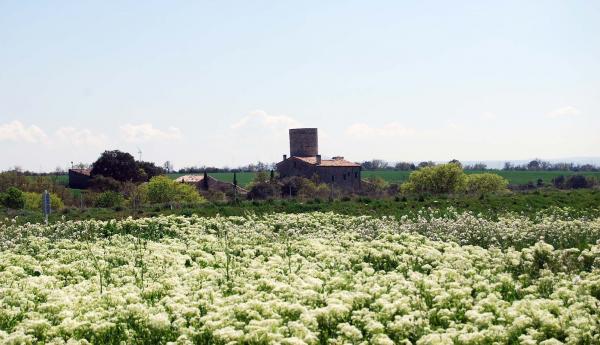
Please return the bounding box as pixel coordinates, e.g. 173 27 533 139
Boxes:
289 128 318 157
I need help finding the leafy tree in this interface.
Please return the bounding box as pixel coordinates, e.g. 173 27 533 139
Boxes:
466 173 509 194
23 192 64 211
394 162 416 171
145 176 203 204
361 159 389 170
552 175 566 189
91 150 140 182
527 159 542 171
448 159 462 168
203 171 209 190
402 163 467 194
247 182 278 200
418 161 436 169
362 176 388 197
252 171 270 185
95 191 124 208
566 175 588 189
137 161 166 180
1 187 25 209
89 175 122 192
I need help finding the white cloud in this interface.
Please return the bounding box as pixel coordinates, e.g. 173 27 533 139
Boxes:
0 120 48 143
55 127 107 147
345 122 416 138
231 110 301 130
546 106 581 119
481 112 497 120
120 123 182 142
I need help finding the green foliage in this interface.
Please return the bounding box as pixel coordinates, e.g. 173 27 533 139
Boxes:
252 171 270 185
23 192 64 211
89 175 122 192
466 173 509 194
402 163 467 194
95 191 124 208
280 177 331 200
145 176 204 205
1 187 25 209
175 183 203 204
91 150 164 183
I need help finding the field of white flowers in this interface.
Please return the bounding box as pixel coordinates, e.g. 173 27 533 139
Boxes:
1 211 599 344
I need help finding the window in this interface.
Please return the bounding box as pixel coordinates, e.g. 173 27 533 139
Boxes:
355 172 358 178
331 175 335 182
343 174 346 180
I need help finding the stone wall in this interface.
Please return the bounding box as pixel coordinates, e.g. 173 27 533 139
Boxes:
289 128 318 157
316 166 361 191
277 158 361 192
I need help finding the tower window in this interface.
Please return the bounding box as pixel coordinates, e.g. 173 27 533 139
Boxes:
355 172 358 178
331 175 335 182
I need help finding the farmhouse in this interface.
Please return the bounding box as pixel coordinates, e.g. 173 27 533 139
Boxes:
175 174 248 195
276 128 361 191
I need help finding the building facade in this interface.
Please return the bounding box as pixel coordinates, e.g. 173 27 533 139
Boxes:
68 168 92 189
276 128 361 191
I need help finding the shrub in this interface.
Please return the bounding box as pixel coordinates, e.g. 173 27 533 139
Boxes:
402 163 467 194
566 175 588 189
466 173 509 194
1 187 25 209
145 176 204 205
248 182 278 200
89 175 122 192
23 192 64 211
95 191 124 208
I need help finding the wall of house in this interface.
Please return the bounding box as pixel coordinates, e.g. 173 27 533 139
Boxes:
316 166 361 191
277 158 317 179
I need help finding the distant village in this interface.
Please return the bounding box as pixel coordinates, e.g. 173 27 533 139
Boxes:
69 128 365 196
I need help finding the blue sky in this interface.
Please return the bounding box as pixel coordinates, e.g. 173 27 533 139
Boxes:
1 1 599 171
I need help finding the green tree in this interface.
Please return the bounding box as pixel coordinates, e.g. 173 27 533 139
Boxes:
145 176 204 204
1 187 25 209
402 163 467 194
23 192 64 211
91 150 140 182
95 191 124 208
253 171 270 184
466 173 509 194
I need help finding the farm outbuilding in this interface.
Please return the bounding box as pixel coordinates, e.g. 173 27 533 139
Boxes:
276 128 361 191
175 174 248 195
68 168 92 189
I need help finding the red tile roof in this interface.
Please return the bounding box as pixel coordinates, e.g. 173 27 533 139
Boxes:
69 168 92 176
294 156 361 167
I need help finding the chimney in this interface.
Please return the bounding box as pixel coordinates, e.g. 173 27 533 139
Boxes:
283 154 287 160
316 154 322 164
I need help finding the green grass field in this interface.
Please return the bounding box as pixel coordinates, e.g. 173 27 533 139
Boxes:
48 170 600 188
175 170 600 187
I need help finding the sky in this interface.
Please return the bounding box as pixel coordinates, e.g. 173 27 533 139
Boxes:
1 0 599 171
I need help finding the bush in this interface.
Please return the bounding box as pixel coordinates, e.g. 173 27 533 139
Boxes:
95 191 124 208
566 175 588 189
1 187 25 209
248 182 278 200
89 175 122 192
145 176 204 205
466 173 509 194
23 192 64 211
402 163 467 194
